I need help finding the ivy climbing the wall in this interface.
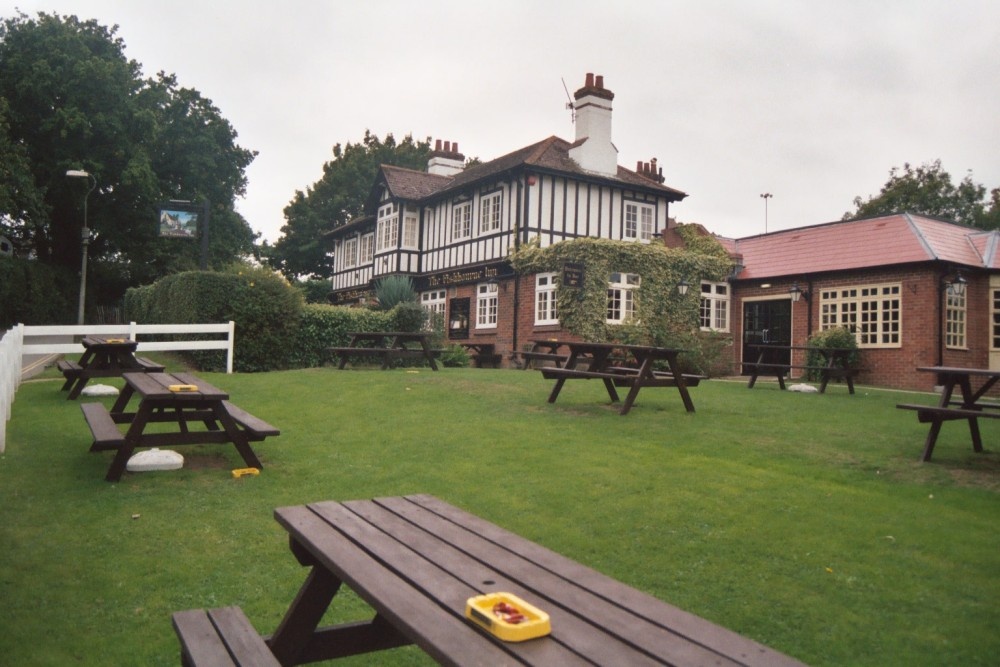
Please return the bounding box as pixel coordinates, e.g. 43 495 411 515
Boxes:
509 231 731 372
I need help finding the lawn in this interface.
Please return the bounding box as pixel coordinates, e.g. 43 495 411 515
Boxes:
1 363 997 666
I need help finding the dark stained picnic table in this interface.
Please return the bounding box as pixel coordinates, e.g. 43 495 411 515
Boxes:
175 494 806 666
57 335 163 399
536 341 701 415
896 366 1000 461
327 331 439 370
743 344 859 394
81 371 278 482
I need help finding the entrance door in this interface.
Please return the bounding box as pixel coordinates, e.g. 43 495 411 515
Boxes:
742 300 792 372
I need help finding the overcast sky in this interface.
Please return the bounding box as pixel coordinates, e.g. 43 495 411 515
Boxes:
7 1 1000 243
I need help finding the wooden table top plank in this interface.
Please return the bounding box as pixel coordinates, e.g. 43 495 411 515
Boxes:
406 495 803 667
123 371 228 401
274 504 533 667
372 496 749 666
347 498 674 667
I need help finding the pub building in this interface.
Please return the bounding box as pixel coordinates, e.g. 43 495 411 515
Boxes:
325 73 1000 390
325 73 687 366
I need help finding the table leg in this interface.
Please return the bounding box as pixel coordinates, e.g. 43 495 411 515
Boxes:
922 419 944 462
268 566 342 666
418 339 438 371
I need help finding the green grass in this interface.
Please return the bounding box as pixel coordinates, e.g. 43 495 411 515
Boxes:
1 363 998 666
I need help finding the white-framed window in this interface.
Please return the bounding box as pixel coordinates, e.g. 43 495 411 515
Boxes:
421 289 447 330
343 237 358 269
607 272 640 324
476 282 498 328
402 214 418 249
535 272 559 325
820 283 901 347
360 233 374 264
479 191 502 234
700 281 729 332
376 202 398 252
624 202 654 241
452 201 472 239
945 287 967 349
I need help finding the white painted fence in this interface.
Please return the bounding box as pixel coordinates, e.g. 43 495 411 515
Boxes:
1 322 235 453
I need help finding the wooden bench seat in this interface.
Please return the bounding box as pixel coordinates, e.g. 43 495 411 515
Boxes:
896 403 999 461
134 356 166 372
221 401 280 439
519 351 567 369
172 606 280 667
80 402 126 451
56 359 82 375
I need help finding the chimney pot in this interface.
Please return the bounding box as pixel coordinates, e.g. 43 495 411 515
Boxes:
585 72 594 87
452 142 459 154
444 141 451 152
595 75 604 89
435 139 442 151
636 160 643 172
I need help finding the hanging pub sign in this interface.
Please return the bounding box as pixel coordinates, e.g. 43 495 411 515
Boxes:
157 202 200 239
562 262 585 288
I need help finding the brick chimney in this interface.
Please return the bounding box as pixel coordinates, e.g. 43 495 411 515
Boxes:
428 139 465 176
568 73 618 176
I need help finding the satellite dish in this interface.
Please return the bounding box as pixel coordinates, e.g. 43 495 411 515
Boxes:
0 235 12 257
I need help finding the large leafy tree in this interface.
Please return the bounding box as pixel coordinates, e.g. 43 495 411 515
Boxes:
265 130 431 279
844 160 999 229
0 12 257 308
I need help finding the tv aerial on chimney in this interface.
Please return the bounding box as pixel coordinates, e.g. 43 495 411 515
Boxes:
561 77 576 124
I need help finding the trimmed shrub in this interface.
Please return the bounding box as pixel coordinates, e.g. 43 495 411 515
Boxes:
286 303 393 368
0 257 75 327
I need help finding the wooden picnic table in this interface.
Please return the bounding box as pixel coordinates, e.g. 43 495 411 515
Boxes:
743 344 859 394
896 366 1000 461
520 339 568 370
460 341 501 368
172 494 806 666
80 371 278 482
57 335 164 399
538 341 701 415
327 331 439 370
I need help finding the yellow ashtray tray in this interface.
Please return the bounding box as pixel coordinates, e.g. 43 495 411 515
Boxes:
231 468 260 478
106 338 126 343
168 384 198 392
465 592 551 642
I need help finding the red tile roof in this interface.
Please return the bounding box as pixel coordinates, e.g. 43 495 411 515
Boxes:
727 214 997 280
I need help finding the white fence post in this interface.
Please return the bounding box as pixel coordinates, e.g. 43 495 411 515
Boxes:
1 324 25 453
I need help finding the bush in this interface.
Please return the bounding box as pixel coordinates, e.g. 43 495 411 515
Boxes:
286 303 393 368
438 344 470 367
125 266 304 372
806 327 860 381
374 275 417 310
294 279 332 304
390 301 426 332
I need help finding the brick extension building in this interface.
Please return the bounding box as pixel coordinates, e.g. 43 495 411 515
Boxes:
325 74 1000 392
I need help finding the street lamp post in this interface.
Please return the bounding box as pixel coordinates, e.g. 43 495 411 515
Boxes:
66 170 97 324
759 193 772 233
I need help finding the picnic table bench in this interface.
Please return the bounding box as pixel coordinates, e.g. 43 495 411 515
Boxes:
743 344 860 394
58 335 165 399
519 339 568 370
327 331 439 370
538 341 702 415
171 494 805 666
897 366 1000 461
80 371 279 481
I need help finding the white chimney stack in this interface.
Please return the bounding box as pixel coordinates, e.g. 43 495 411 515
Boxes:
568 73 618 176
428 138 465 176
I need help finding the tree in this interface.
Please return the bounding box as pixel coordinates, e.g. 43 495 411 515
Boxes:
264 131 431 279
0 12 258 313
844 160 998 229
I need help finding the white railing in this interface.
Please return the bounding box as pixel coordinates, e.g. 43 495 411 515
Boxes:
1 324 24 453
2 322 235 453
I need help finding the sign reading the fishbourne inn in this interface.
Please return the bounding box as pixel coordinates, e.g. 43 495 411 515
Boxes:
562 262 585 288
425 263 513 288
